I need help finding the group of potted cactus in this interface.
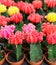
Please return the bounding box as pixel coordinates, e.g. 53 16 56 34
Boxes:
0 0 56 65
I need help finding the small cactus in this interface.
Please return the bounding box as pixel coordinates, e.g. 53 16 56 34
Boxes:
48 44 56 61
30 43 43 62
12 45 22 61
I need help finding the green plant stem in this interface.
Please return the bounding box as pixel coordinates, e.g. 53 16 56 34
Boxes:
15 21 24 31
30 43 43 62
48 45 54 61
48 8 54 13
25 0 29 2
36 9 43 15
12 45 22 61
53 45 56 59
14 0 19 2
36 22 42 32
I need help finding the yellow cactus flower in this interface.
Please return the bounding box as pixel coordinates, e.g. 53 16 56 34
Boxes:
45 12 56 22
0 4 7 13
8 6 20 16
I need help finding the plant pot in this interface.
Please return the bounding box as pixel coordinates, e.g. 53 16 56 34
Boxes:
5 51 25 65
44 56 56 65
22 44 30 55
25 55 44 65
0 50 6 65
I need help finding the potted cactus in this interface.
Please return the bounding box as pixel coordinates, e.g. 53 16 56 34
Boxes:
5 31 25 65
45 32 56 65
22 23 44 65
41 22 56 65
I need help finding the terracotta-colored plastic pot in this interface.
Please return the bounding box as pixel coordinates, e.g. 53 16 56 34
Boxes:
0 50 6 65
6 51 25 65
26 55 44 65
44 56 56 65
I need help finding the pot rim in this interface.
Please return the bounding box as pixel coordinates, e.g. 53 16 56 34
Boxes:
44 55 56 64
25 55 44 65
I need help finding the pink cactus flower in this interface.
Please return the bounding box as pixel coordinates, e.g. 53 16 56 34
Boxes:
0 25 15 39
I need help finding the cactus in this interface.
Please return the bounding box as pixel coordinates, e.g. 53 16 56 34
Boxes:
12 45 22 61
37 9 43 15
48 44 56 61
43 1 55 13
36 23 42 32
30 43 43 62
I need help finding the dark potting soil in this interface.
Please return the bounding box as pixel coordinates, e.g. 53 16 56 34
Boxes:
8 53 23 62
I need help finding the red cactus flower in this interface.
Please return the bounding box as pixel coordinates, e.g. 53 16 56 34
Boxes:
8 31 24 45
32 0 42 9
17 1 26 11
0 16 10 26
24 3 35 14
44 0 56 8
10 13 23 23
17 1 35 14
46 32 56 45
0 0 14 7
25 30 43 44
22 23 43 44
27 13 43 23
41 23 56 36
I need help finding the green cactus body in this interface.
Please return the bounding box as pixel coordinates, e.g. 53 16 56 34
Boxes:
2 12 9 17
53 44 56 60
48 45 54 61
15 21 24 31
25 0 29 2
37 9 43 15
30 43 43 62
14 0 19 2
36 23 42 32
12 45 22 61
48 8 54 13
48 45 54 60
43 3 48 11
23 13 29 24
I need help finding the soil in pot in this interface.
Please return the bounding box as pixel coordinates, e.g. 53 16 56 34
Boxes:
6 51 25 65
9 53 23 62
